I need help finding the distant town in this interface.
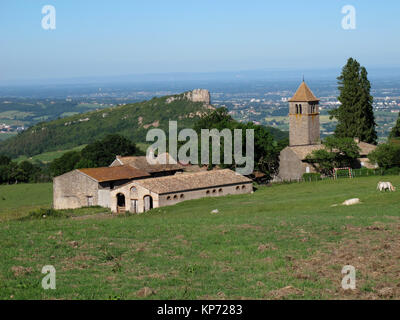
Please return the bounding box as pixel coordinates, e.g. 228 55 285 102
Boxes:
1 78 400 142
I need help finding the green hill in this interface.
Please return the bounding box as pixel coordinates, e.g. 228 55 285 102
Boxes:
0 91 288 159
0 92 212 158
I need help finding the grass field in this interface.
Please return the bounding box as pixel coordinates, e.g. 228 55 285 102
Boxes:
0 183 53 221
13 143 148 163
1 176 400 300
14 145 87 163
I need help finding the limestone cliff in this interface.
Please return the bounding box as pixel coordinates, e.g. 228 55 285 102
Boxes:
184 89 211 104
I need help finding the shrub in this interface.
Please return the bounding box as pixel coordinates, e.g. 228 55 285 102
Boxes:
19 208 68 221
383 167 400 175
302 173 321 181
368 143 400 169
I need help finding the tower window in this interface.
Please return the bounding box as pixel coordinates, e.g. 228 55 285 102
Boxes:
295 104 299 114
299 104 302 114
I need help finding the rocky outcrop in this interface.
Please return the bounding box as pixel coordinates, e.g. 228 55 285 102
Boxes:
184 89 210 104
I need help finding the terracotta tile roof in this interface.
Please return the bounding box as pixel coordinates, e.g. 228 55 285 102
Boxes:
127 169 252 194
287 144 325 160
357 141 377 156
115 154 185 173
289 81 319 102
78 165 150 182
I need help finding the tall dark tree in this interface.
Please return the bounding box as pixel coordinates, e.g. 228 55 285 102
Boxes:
80 134 139 168
389 112 400 140
50 151 82 177
330 58 377 144
192 107 281 180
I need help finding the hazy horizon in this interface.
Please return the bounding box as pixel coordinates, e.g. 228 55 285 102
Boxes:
1 1 400 84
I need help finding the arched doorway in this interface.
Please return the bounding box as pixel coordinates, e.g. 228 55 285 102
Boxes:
143 195 153 212
116 193 126 213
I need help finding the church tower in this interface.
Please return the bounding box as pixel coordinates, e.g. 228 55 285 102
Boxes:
288 81 320 146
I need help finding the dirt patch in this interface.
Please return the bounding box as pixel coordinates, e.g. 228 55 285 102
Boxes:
237 224 263 231
11 266 33 277
292 221 400 299
266 286 303 299
258 243 277 252
143 120 160 129
136 287 156 298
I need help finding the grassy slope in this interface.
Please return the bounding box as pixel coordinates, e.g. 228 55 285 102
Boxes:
14 145 87 163
0 183 53 221
13 143 149 164
0 176 400 299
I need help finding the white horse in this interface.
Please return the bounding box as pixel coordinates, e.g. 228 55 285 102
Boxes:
377 181 396 192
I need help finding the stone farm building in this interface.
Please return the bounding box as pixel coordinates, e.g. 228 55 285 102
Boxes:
277 81 377 181
53 154 252 213
110 169 253 213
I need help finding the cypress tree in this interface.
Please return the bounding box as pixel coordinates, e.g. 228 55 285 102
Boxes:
389 112 400 139
358 66 377 143
330 58 377 144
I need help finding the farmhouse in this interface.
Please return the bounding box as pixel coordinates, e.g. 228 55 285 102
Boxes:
53 165 151 209
277 81 377 181
53 151 252 212
109 169 253 213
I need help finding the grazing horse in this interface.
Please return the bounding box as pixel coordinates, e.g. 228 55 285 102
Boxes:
377 181 396 192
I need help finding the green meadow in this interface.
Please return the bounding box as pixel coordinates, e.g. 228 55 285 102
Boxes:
0 176 400 300
14 145 87 163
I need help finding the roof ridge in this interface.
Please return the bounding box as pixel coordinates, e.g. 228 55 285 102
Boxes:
289 81 319 102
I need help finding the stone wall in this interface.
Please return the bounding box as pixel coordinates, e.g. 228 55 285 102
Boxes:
109 181 253 213
110 183 159 213
157 182 253 209
278 147 317 181
53 170 99 209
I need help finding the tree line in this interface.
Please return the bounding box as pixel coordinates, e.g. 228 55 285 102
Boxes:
0 134 142 184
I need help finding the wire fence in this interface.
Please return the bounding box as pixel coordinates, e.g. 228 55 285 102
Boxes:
277 167 400 184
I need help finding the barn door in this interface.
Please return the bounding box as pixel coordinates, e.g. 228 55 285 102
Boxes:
130 199 138 213
144 195 153 212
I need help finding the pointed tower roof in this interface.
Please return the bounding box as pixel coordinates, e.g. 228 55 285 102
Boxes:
289 81 319 102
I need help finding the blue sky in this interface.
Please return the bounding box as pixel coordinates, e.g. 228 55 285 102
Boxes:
0 0 399 82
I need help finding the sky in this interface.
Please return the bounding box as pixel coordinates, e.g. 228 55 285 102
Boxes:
0 0 399 83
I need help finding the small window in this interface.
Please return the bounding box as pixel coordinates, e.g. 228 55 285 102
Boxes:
180 194 184 199
173 195 178 199
218 188 223 193
295 104 299 114
212 189 216 193
236 186 240 190
206 190 210 195
167 196 171 200
299 104 302 114
242 185 246 189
